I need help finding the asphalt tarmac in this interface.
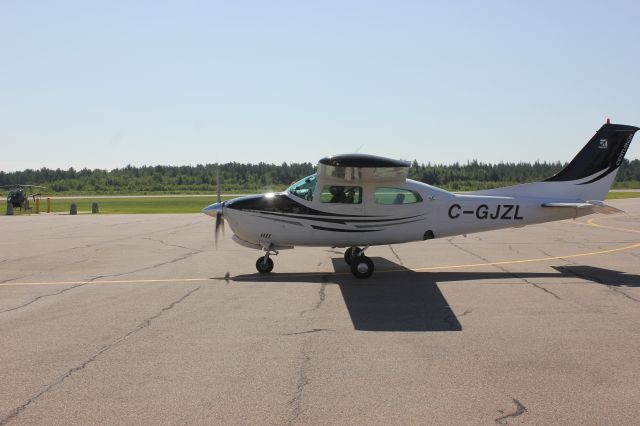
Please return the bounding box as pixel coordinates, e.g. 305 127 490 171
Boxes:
1 199 639 425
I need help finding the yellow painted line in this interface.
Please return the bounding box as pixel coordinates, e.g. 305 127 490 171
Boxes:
1 217 639 286
0 278 212 287
585 218 640 234
404 242 640 273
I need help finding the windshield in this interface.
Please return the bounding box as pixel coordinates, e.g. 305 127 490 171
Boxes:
287 174 317 201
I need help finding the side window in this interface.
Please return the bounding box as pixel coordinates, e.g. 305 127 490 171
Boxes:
374 187 423 205
320 185 362 204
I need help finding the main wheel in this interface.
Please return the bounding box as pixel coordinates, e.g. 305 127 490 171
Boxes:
344 247 354 265
344 247 361 265
350 256 374 279
256 256 274 274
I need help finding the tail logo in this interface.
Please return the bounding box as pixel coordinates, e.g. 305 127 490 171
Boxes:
615 134 633 166
598 139 608 149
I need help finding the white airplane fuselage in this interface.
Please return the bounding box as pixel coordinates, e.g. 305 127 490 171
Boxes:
222 179 587 250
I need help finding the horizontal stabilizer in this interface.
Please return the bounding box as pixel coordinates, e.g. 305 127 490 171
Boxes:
541 200 624 215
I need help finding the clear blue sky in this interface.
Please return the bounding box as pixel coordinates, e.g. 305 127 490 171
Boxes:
2 0 639 171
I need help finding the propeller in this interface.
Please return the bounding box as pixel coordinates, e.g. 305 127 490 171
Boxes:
214 169 225 246
203 168 225 247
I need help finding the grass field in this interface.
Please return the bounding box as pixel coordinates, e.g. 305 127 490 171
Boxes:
1 195 237 215
605 191 640 199
2 191 639 215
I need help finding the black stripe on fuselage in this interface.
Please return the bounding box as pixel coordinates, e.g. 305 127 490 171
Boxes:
247 209 425 225
353 218 424 228
311 225 380 233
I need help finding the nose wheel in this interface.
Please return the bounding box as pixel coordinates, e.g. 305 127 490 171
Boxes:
344 246 374 279
256 244 277 274
256 256 274 273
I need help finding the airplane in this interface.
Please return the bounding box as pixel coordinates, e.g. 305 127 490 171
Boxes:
203 121 638 278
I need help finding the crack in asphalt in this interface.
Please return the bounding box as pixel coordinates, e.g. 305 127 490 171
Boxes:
0 275 29 284
0 285 200 426
388 244 404 266
299 276 328 318
447 238 562 300
281 328 334 336
287 341 311 425
87 251 202 281
0 272 117 315
167 221 206 235
142 237 204 253
323 249 343 255
559 267 640 303
443 309 472 329
495 398 527 424
286 274 332 424
0 221 204 266
541 250 580 267
442 314 457 329
0 251 201 315
0 283 87 315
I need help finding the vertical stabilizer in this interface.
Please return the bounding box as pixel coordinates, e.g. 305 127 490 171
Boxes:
471 122 638 201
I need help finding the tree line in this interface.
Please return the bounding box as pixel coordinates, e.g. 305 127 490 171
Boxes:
1 159 639 194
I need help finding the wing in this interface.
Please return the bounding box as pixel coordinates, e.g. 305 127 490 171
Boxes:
541 200 623 215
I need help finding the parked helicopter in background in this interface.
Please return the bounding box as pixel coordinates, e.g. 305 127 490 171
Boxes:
204 121 637 278
2 184 46 212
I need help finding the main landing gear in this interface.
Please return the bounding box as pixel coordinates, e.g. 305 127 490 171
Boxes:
254 244 374 279
344 246 374 279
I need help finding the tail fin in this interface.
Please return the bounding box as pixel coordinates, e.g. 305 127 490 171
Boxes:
471 121 638 201
545 122 638 184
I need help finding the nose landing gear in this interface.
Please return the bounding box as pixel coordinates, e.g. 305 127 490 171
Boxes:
256 243 278 274
344 246 374 279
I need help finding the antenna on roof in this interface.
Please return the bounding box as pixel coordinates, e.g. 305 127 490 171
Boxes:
606 117 611 124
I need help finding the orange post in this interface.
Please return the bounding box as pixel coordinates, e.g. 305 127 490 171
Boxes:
47 197 51 213
35 199 40 213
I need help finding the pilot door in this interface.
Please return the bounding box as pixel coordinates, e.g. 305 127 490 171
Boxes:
314 183 364 215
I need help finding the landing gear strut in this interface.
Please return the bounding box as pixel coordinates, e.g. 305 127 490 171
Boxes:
256 244 278 274
344 246 374 279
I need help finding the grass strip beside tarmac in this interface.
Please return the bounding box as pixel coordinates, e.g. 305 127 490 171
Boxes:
606 191 640 199
1 196 237 215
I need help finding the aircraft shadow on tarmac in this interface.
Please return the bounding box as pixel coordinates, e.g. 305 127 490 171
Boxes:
227 257 640 332
551 265 640 288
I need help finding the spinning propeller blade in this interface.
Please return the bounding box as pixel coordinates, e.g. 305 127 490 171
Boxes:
214 167 224 247
217 168 221 204
202 167 225 247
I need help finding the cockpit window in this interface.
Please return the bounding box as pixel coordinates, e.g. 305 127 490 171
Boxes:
374 187 423 205
320 185 362 204
287 174 317 201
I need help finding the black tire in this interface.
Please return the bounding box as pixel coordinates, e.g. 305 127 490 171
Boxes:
256 256 274 274
350 256 374 279
344 247 362 265
344 247 354 265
